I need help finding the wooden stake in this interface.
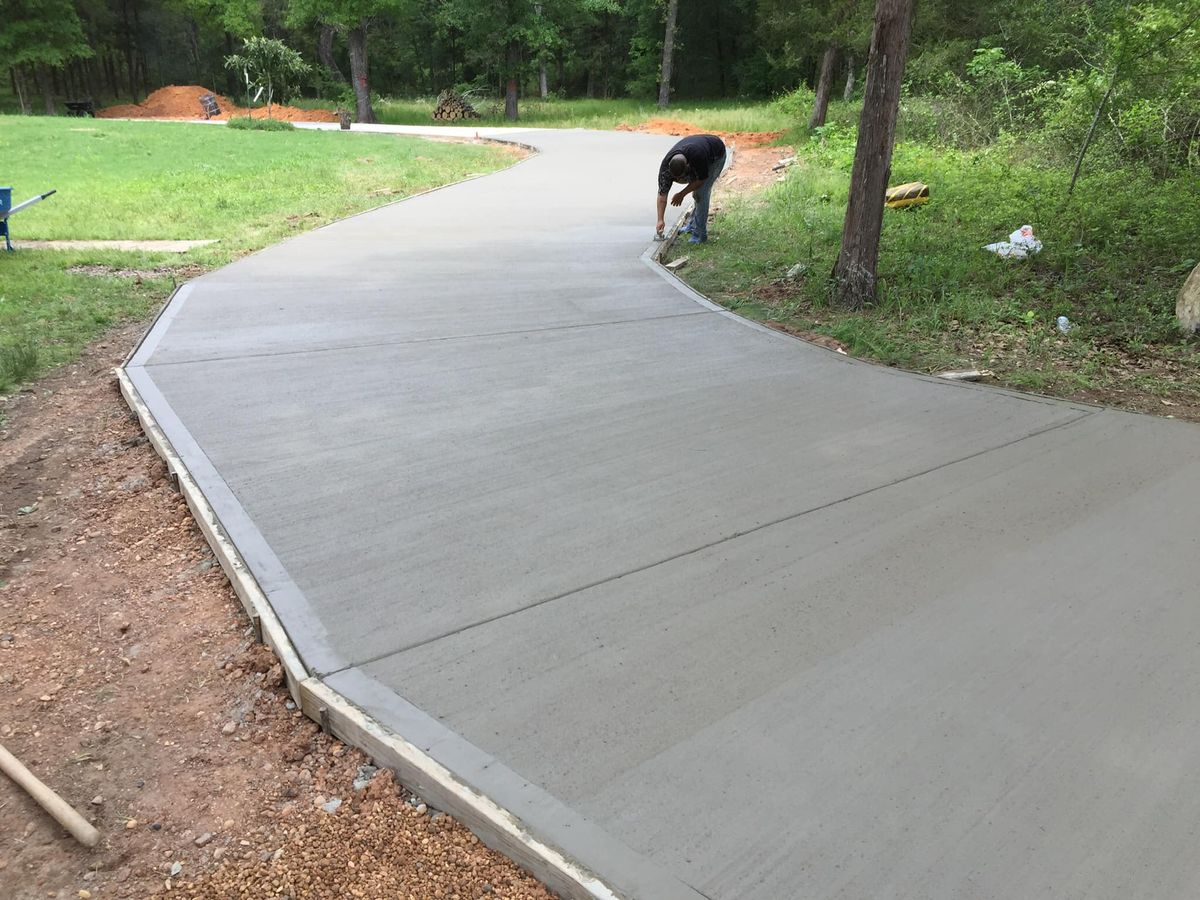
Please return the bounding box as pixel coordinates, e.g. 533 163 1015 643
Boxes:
0 742 100 848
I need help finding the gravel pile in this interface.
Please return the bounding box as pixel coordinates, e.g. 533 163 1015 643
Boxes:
178 770 555 900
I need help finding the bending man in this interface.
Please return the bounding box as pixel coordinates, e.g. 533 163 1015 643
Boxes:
655 133 727 244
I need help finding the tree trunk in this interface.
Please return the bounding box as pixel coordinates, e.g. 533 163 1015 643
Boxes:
119 0 137 101
319 24 346 83
657 0 679 109
12 66 30 115
504 40 519 120
36 65 56 115
131 0 148 98
557 50 565 92
843 53 856 100
810 44 837 128
86 58 102 102
347 22 376 123
187 19 202 83
1066 66 1120 201
534 2 548 99
833 0 914 309
224 32 239 97
715 3 726 96
1178 261 1200 334
105 53 117 98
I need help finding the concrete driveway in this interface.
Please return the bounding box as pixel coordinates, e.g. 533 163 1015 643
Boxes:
123 125 1200 899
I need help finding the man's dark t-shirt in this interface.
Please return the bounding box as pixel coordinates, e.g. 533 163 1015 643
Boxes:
657 134 726 195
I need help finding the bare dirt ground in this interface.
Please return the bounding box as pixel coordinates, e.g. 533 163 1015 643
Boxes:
718 146 795 193
0 325 554 899
98 86 338 123
616 117 784 148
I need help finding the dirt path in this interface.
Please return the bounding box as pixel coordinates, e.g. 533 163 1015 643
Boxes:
0 326 553 899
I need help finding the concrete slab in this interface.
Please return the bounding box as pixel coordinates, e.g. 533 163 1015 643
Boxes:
366 409 1200 900
125 124 1200 899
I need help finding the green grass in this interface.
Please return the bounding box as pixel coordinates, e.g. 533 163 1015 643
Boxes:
0 116 513 394
679 123 1200 411
295 95 798 133
226 116 296 131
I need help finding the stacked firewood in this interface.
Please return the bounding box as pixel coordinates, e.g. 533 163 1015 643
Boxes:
432 89 480 120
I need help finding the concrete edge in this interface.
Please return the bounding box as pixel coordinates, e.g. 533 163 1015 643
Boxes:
114 357 696 900
125 282 193 368
316 667 708 900
113 367 661 899
115 366 307 706
300 675 694 900
299 679 613 896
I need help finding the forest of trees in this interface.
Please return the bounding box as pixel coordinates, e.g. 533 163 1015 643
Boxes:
4 0 1197 142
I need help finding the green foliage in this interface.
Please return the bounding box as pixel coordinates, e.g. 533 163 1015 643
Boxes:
173 0 262 37
771 85 817 120
903 39 976 94
897 47 1048 146
1040 1 1200 175
0 340 40 392
755 0 874 88
226 116 297 130
0 0 90 70
681 130 1200 404
288 0 412 28
224 36 311 115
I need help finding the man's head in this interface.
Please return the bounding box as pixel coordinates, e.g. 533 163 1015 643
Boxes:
668 153 689 182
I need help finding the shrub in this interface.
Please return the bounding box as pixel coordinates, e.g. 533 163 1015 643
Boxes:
771 85 817 121
226 117 296 131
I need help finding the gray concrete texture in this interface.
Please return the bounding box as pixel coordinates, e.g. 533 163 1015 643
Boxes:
127 126 1200 899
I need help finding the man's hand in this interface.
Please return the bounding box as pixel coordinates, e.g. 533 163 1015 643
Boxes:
671 180 703 207
655 217 665 235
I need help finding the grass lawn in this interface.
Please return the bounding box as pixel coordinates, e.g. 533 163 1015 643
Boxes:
675 107 1200 418
294 95 797 133
0 117 513 395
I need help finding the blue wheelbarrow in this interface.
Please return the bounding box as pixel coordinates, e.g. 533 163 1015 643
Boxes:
1 187 58 252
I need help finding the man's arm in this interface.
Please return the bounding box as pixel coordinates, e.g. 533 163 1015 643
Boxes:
670 180 704 207
656 193 668 235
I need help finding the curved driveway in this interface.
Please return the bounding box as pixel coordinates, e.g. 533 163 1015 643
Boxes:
125 126 1200 899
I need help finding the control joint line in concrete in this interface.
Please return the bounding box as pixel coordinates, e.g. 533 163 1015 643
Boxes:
120 125 1200 900
137 309 714 370
335 408 1096 673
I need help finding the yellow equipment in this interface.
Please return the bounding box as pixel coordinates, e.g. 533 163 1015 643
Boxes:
885 181 929 209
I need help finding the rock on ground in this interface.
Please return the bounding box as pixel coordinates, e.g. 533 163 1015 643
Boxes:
1179 261 1200 334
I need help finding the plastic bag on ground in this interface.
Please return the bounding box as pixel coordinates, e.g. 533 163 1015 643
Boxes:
984 225 1042 259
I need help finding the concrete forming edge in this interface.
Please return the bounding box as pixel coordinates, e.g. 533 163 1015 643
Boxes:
116 365 307 705
114 362 644 899
299 678 628 900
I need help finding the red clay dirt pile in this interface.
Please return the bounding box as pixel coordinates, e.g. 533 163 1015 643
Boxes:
98 85 338 123
617 117 784 148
